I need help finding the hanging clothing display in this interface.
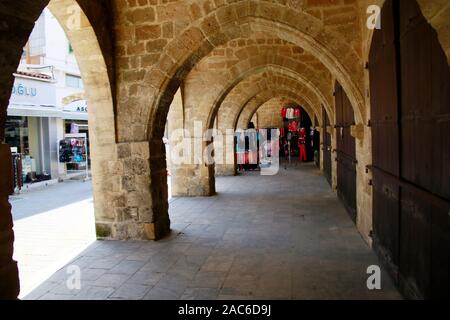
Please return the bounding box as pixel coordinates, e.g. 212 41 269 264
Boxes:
59 138 87 165
278 105 312 162
288 108 294 119
298 128 307 161
288 120 298 132
282 107 301 120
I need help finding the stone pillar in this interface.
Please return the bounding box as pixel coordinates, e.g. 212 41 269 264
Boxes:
215 132 236 176
329 125 338 191
352 124 373 245
171 136 215 196
0 2 45 299
0 143 20 299
167 88 216 196
94 140 170 241
148 138 171 240
318 127 324 172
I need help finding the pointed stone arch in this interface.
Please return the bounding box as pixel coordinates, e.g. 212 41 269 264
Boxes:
0 0 116 299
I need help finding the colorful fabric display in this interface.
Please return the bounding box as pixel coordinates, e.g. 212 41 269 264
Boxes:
288 108 294 119
288 121 298 132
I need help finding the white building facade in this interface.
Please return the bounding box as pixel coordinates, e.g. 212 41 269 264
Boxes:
6 8 89 189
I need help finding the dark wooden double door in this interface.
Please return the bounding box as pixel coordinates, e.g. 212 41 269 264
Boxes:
335 83 357 224
370 0 450 299
322 106 332 186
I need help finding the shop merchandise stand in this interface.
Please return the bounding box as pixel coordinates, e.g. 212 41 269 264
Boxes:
62 133 90 181
281 107 302 170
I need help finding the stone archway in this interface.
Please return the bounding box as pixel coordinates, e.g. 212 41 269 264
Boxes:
0 0 116 299
167 64 328 195
144 14 365 141
216 67 328 133
113 2 368 239
47 0 117 237
213 72 322 177
236 89 319 131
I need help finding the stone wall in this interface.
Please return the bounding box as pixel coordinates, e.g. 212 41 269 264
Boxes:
253 98 286 129
0 0 50 299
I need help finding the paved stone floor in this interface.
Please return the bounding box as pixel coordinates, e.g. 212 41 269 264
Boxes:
24 163 402 300
11 180 96 298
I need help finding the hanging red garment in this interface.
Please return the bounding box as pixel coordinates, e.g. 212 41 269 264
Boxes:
288 121 298 132
298 128 307 161
294 108 301 118
280 127 285 137
288 108 293 119
281 108 287 118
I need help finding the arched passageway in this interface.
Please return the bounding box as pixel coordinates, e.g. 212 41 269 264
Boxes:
0 0 449 300
0 0 115 299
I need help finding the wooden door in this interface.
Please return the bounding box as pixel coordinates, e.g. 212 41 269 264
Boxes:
369 0 401 283
322 106 332 185
335 82 357 223
370 0 450 299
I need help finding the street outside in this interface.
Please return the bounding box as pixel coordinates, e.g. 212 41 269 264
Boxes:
11 176 173 299
11 180 96 298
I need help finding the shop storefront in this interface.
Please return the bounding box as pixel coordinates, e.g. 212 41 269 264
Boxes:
61 99 90 175
279 105 321 164
7 72 59 188
6 72 89 190
235 105 321 172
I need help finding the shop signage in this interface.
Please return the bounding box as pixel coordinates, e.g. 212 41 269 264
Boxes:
9 76 56 107
12 84 37 97
63 100 88 113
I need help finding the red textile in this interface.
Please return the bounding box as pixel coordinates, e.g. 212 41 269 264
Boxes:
299 144 307 161
298 128 307 161
288 121 298 132
281 108 287 118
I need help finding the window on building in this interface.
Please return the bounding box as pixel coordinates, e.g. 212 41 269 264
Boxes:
65 74 83 89
5 116 29 155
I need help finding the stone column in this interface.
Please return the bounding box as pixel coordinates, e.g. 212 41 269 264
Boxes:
352 124 373 245
0 143 20 299
148 138 171 240
215 132 236 176
167 87 216 196
318 127 324 172
329 125 338 191
171 136 215 196
0 2 46 299
94 140 171 241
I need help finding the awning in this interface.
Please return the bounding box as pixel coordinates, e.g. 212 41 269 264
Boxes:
7 104 89 121
7 104 61 118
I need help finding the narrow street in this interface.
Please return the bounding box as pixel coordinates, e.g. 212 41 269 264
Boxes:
11 181 95 298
